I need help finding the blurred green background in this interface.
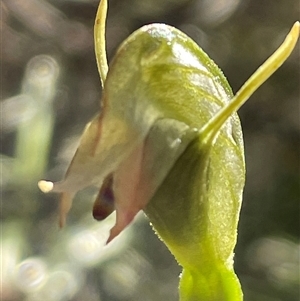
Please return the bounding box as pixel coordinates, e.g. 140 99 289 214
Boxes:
1 0 299 300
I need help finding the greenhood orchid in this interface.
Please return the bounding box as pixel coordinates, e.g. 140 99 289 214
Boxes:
38 0 299 299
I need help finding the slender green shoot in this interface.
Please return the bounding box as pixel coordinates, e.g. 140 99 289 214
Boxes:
94 0 108 87
201 21 300 145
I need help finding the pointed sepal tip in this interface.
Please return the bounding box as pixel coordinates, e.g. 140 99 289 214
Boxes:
38 180 54 193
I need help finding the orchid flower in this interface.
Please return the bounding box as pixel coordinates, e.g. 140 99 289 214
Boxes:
39 0 299 299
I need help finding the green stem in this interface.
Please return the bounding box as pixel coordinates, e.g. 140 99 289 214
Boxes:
180 265 243 301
